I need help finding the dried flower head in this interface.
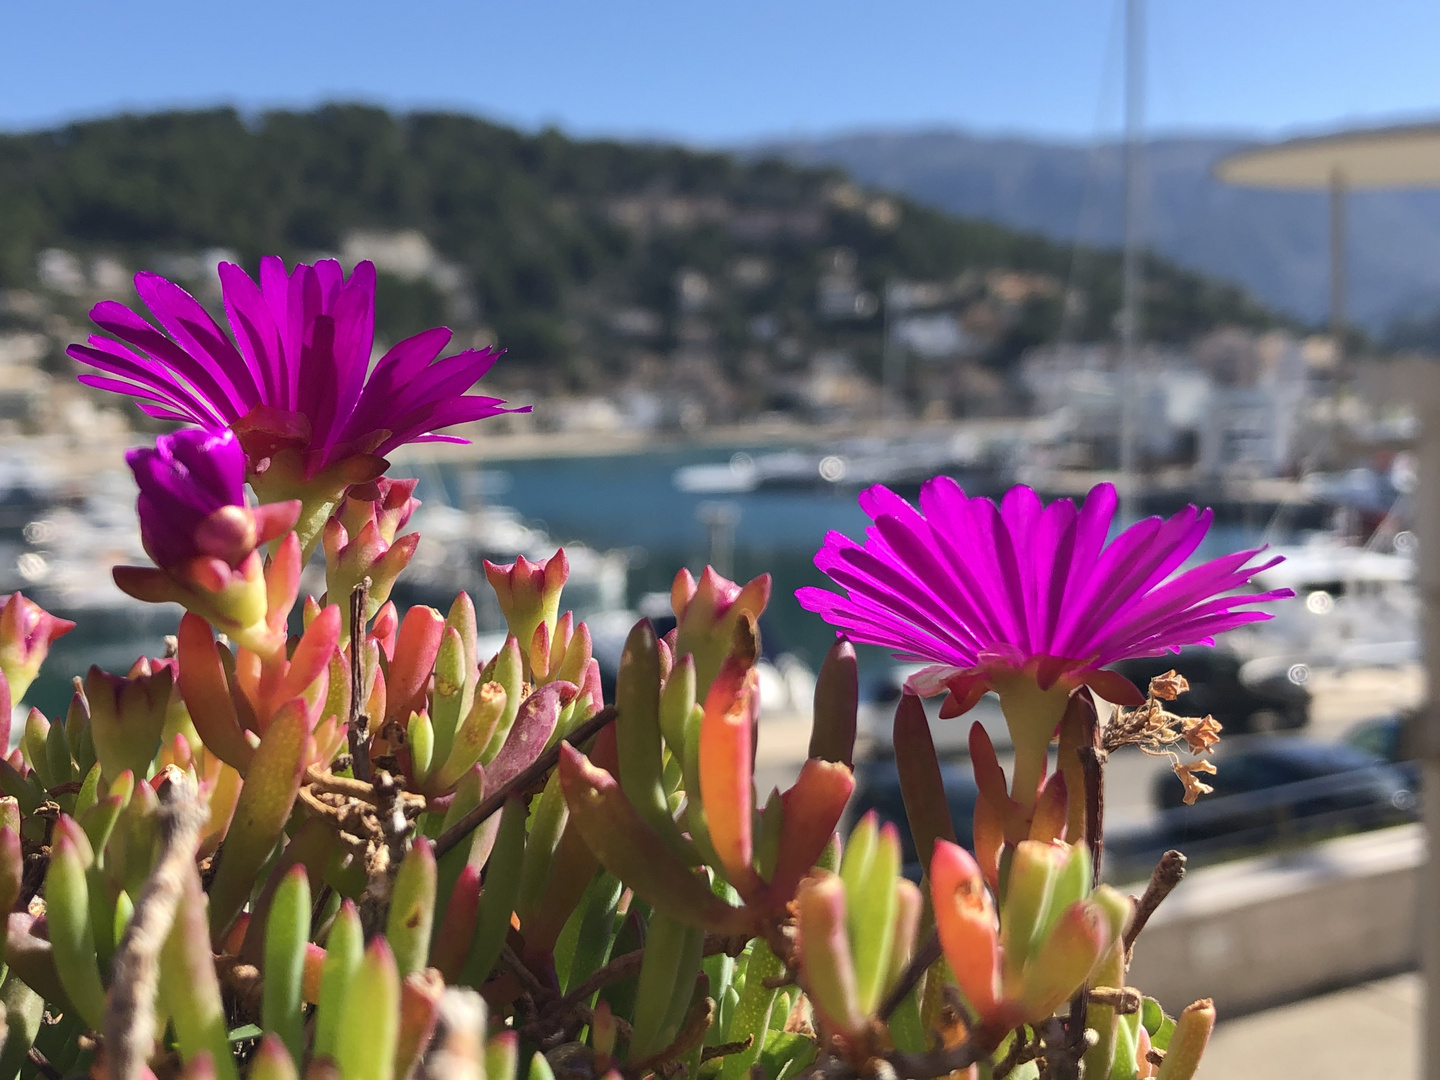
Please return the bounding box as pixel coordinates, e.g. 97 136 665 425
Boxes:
1175 760 1218 805
1102 669 1222 806
1148 670 1189 701
1181 715 1224 756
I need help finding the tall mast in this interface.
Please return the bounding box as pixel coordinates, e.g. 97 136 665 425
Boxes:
1118 0 1145 522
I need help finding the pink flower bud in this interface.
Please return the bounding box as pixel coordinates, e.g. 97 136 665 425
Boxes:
929 840 1014 1032
484 550 568 675
118 430 301 657
0 592 74 702
322 515 420 643
86 660 175 783
337 477 420 545
671 567 770 695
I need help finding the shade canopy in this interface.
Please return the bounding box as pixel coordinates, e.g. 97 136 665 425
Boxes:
1216 123 1440 190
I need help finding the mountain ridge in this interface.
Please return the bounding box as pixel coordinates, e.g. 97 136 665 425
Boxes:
755 125 1440 331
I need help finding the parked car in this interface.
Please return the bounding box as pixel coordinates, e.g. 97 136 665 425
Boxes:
1108 645 1310 733
1344 710 1420 788
848 753 979 880
1150 737 1416 849
1345 710 1418 764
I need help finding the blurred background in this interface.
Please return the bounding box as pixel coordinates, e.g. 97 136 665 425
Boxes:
2 3 1438 1073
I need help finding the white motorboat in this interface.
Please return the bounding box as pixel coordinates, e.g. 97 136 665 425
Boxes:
1229 534 1419 675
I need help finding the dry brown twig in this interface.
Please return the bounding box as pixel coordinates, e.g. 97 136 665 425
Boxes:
103 767 210 1080
876 929 941 1021
432 705 618 860
1124 849 1188 960
347 578 373 783
1087 986 1144 1014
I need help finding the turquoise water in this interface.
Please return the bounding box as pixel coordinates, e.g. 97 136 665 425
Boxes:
23 446 1285 719
431 446 874 670
430 448 1280 674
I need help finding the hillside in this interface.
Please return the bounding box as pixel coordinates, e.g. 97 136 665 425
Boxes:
0 106 1281 422
761 127 1440 333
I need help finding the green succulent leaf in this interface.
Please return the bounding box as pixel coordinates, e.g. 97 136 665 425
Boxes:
387 839 437 977
262 866 310 1065
333 940 401 1080
759 1030 818 1080
45 820 106 1030
719 943 785 1080
616 620 691 860
628 912 703 1062
207 704 311 940
314 902 364 1062
459 795 528 988
1144 995 1177 1051
0 972 44 1080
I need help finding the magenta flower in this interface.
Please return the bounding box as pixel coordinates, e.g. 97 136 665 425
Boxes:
129 428 252 570
70 258 527 548
799 480 1291 805
117 429 300 656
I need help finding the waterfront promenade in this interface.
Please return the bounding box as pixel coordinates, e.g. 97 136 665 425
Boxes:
1203 973 1418 1077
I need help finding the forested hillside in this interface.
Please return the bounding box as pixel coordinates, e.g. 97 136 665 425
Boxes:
0 106 1280 412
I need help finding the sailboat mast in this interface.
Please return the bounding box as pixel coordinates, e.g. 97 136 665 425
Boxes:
1118 0 1145 522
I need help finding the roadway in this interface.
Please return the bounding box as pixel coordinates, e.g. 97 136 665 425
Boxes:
754 665 1424 854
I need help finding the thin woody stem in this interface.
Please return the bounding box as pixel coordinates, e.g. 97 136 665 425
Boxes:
103 770 209 1080
1124 849 1187 957
348 577 372 782
877 928 941 1021
884 1032 994 1080
1068 690 1107 1054
432 705 616 859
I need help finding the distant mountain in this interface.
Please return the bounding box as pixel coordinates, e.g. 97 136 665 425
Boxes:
758 128 1440 331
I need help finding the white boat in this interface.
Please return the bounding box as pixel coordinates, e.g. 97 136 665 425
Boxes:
673 433 1001 496
1229 534 1419 675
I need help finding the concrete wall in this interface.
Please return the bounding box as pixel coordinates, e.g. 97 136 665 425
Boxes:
1125 824 1423 1017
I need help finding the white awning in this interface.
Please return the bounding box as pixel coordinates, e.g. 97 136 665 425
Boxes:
1216 123 1440 189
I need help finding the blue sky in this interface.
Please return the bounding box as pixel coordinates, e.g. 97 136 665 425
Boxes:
2 1 1437 144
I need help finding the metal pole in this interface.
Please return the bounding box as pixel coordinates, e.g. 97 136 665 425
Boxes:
1328 169 1347 366
1420 374 1440 1079
882 282 901 434
1118 0 1145 523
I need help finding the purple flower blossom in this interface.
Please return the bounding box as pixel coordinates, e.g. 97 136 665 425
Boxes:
798 480 1293 711
119 428 302 656
128 428 251 570
71 258 527 481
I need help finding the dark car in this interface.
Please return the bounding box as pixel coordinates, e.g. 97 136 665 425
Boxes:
1345 710 1420 789
848 754 979 880
1150 737 1416 850
1345 711 1418 764
1108 646 1310 733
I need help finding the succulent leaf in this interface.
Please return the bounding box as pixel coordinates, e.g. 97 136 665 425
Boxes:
262 866 310 1065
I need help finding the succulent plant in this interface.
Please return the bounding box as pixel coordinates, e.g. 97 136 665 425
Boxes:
0 257 1258 1080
